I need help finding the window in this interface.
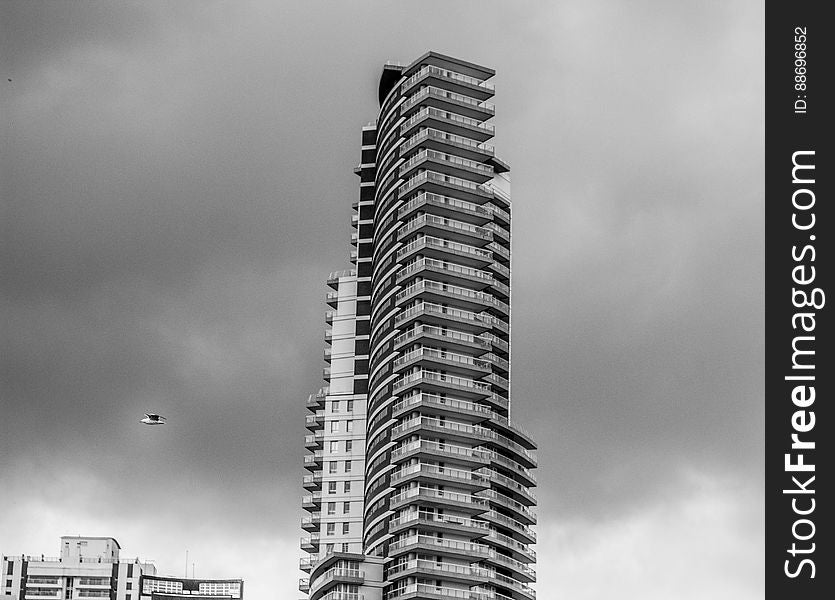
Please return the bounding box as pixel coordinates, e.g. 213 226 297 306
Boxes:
342 522 350 534
326 523 335 536
126 583 132 591
328 481 337 494
325 544 334 554
344 460 352 473
332 400 340 413
347 400 354 412
330 421 340 433
346 420 354 433
345 440 353 452
329 461 338 474
6 563 12 576
327 502 336 515
330 441 339 453
343 501 351 514
344 481 352 493
341 543 350 552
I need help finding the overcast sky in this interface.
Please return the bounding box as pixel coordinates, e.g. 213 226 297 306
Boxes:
1 1 763 598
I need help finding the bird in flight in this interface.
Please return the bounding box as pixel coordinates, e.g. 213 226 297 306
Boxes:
140 413 166 425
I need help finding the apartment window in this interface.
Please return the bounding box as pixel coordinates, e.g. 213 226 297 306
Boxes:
344 460 352 473
329 461 338 474
330 421 340 433
342 522 350 535
341 543 350 552
346 420 354 433
326 523 335 536
127 564 133 578
332 400 340 413
325 544 334 554
5 563 11 576
344 481 352 493
330 441 339 453
346 400 354 412
343 501 351 514
328 481 337 494
345 440 353 452
327 502 336 515
126 583 132 590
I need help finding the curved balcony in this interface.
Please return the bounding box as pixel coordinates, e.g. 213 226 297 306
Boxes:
388 509 490 537
401 84 495 120
390 438 491 467
387 533 490 560
399 149 494 183
396 281 508 316
390 462 490 491
398 190 491 225
486 451 537 488
397 234 493 267
484 570 537 600
393 347 492 377
397 170 494 205
487 550 537 584
483 510 537 545
398 212 492 246
486 529 537 564
477 489 537 525
309 567 365 600
386 558 490 586
392 417 536 468
401 106 495 144
397 258 494 291
389 486 489 515
392 370 492 401
393 324 492 356
400 129 494 164
401 64 495 101
393 392 493 422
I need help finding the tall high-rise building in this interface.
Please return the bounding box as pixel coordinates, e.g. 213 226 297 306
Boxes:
300 51 537 600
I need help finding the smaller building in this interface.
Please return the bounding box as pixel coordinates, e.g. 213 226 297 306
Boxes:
139 576 243 600
2 536 156 600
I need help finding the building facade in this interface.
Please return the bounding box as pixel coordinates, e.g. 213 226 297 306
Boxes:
139 575 243 600
2 537 155 600
300 51 537 600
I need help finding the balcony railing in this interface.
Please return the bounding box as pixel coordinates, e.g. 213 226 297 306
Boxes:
393 324 491 349
398 257 494 283
397 234 492 262
389 486 490 509
391 438 491 462
400 148 494 178
390 462 490 485
394 346 491 371
393 370 491 395
398 170 495 201
400 128 495 158
394 391 493 417
401 85 495 114
398 190 490 220
396 279 508 313
402 65 495 94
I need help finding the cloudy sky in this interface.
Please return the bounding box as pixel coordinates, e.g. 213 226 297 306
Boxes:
1 1 763 598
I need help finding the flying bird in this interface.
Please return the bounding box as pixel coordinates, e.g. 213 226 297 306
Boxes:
140 413 166 425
